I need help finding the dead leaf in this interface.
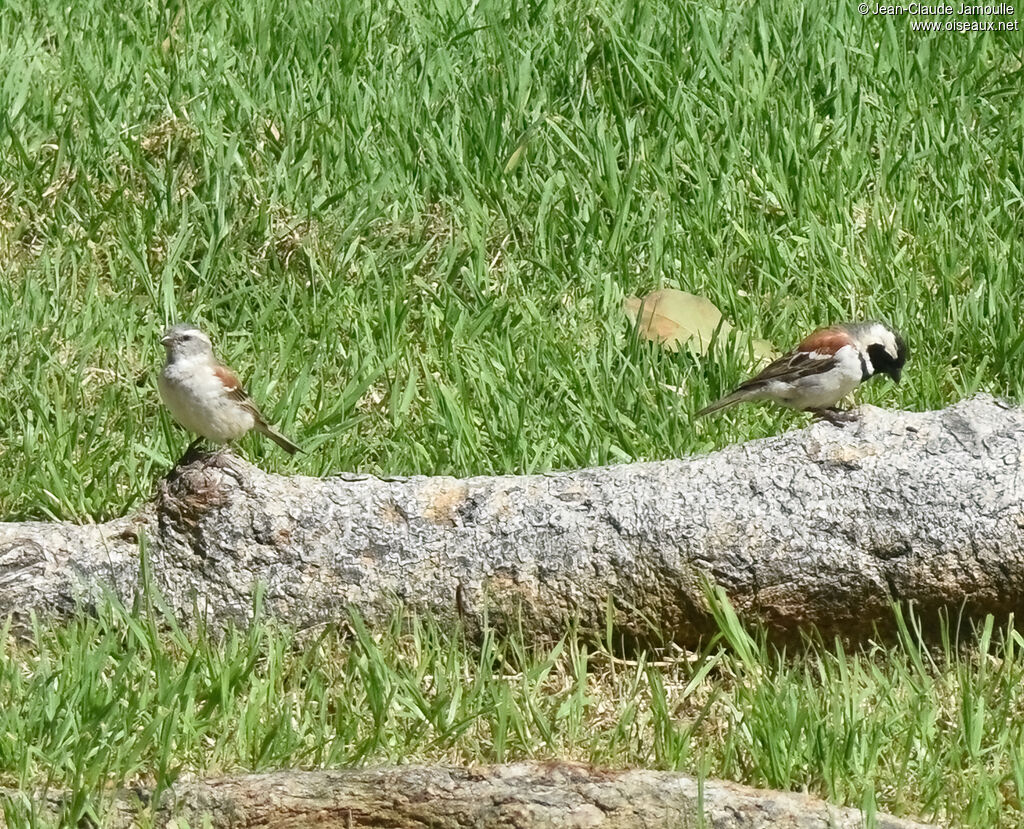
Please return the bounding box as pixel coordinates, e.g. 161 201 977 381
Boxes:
748 337 778 368
624 288 778 375
623 289 730 355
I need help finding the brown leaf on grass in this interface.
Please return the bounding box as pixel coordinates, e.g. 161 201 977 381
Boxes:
624 290 778 397
623 289 730 355
747 336 777 367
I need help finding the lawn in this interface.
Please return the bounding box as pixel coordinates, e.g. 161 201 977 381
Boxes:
0 0 1022 824
4 589 1024 826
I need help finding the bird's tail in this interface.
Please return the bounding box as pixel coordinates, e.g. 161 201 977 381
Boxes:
694 390 753 418
257 422 301 454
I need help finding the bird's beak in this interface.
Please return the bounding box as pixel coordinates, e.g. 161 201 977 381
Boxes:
160 335 172 346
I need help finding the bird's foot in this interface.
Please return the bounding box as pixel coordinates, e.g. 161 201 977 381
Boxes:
208 445 239 469
809 407 858 426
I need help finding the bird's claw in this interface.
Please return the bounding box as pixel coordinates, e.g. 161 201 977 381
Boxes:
810 407 858 426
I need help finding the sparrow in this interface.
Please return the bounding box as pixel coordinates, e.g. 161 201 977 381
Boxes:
696 321 908 424
158 323 301 454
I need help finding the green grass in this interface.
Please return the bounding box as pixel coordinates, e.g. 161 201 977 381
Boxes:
1 2 1022 826
0 0 1021 521
3 590 1024 826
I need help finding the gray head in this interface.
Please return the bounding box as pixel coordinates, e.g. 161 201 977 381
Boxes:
846 321 909 383
160 323 214 361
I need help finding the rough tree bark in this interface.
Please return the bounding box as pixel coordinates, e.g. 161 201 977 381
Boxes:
3 763 935 828
0 395 1021 643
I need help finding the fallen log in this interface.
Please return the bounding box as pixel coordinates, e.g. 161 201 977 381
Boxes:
3 763 936 828
0 395 1021 642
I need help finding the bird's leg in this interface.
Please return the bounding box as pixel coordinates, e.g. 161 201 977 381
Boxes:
177 437 206 465
809 407 858 426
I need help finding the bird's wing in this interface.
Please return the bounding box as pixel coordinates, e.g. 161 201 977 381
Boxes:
736 326 853 390
213 365 269 424
733 347 839 391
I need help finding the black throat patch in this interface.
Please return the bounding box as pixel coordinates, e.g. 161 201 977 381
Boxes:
866 343 906 383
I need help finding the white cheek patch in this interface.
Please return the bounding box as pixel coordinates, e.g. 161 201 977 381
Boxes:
863 326 898 360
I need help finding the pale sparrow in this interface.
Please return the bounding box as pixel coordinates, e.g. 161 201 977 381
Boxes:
158 323 300 454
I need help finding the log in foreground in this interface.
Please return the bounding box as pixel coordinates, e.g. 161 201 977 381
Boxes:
7 763 936 828
0 395 1022 642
